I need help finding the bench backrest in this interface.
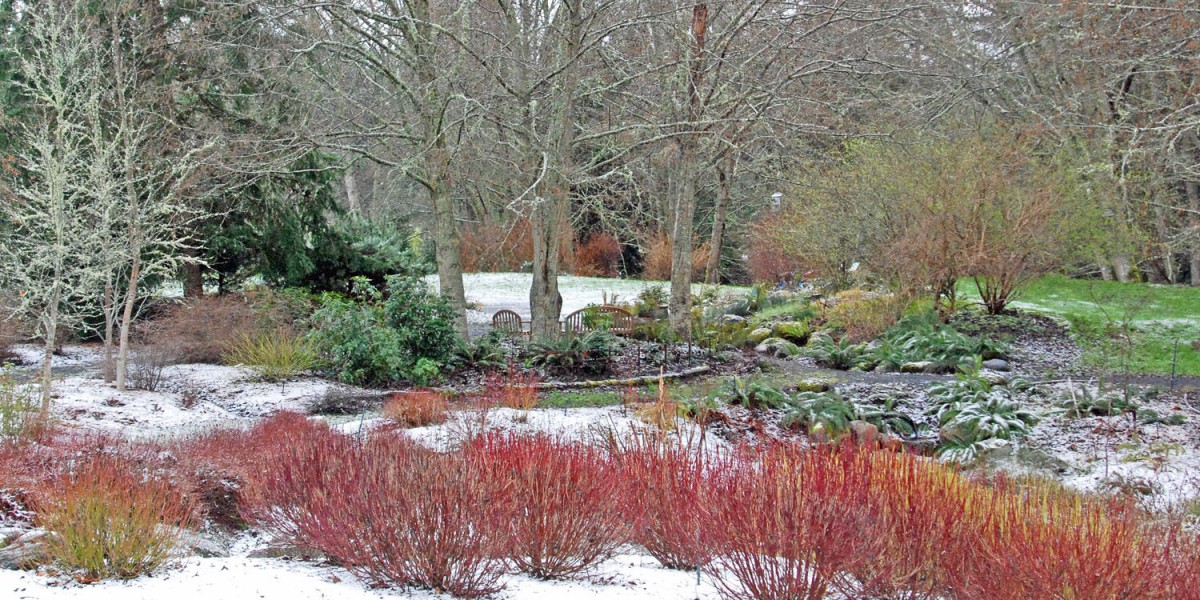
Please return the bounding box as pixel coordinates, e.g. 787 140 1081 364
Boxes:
491 309 525 334
562 305 634 335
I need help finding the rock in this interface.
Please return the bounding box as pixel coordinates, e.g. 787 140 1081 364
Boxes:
176 529 232 558
755 337 800 358
900 437 939 455
246 543 323 560
0 529 50 570
900 361 933 373
718 314 746 325
849 420 880 446
773 322 811 344
792 379 832 393
980 370 1009 386
747 327 773 344
981 359 1011 372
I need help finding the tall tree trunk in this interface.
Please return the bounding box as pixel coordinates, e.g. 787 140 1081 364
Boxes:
182 262 203 298
429 171 469 339
1188 179 1200 286
530 175 567 339
413 0 468 339
668 152 699 335
102 281 115 383
115 257 141 392
343 170 360 214
668 2 707 336
705 153 732 284
528 0 583 340
39 290 59 416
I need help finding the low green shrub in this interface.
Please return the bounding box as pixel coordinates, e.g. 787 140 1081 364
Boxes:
804 332 867 370
866 313 1007 373
723 376 790 410
782 391 858 436
307 276 459 386
927 361 1037 462
0 363 37 441
527 331 620 375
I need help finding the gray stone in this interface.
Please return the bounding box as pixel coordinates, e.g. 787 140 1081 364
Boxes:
900 361 933 373
980 370 1009 386
0 529 50 570
792 379 832 393
718 314 746 325
981 359 1011 372
176 529 232 558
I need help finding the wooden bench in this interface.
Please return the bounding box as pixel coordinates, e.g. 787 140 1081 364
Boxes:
561 305 635 336
491 309 530 338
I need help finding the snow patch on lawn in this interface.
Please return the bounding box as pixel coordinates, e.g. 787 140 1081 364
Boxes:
431 272 746 320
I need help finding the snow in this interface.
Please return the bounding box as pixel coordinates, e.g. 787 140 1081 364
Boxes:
12 347 357 439
429 272 746 321
0 542 722 600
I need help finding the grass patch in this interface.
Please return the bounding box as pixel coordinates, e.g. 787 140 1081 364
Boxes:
538 390 625 409
957 275 1200 376
747 299 816 325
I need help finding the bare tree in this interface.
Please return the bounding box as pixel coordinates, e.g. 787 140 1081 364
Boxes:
0 2 107 411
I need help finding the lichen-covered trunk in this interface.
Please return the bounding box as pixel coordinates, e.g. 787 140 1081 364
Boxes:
39 291 59 416
1188 180 1199 286
429 174 468 339
529 181 567 340
668 153 698 336
102 281 115 383
705 155 732 284
115 257 141 392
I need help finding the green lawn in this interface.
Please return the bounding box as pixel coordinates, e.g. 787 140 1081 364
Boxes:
959 275 1200 376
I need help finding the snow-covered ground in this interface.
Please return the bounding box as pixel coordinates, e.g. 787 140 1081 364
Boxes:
429 272 746 321
2 540 722 600
13 346 353 439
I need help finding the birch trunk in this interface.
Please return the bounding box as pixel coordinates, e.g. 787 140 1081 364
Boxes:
103 281 115 383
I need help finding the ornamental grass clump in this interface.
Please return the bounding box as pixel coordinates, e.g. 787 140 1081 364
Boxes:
222 329 317 382
35 456 193 581
382 390 450 428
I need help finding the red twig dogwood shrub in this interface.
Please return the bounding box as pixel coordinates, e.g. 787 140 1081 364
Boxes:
707 443 883 600
467 433 636 579
246 431 510 598
955 480 1173 600
382 390 449 427
34 455 194 580
849 450 981 599
617 434 718 570
174 412 338 528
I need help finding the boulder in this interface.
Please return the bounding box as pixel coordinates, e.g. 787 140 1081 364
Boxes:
981 359 1011 372
755 337 800 358
849 420 880 447
717 314 746 325
792 378 832 393
900 361 933 373
980 370 1009 386
747 327 774 344
0 529 50 570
